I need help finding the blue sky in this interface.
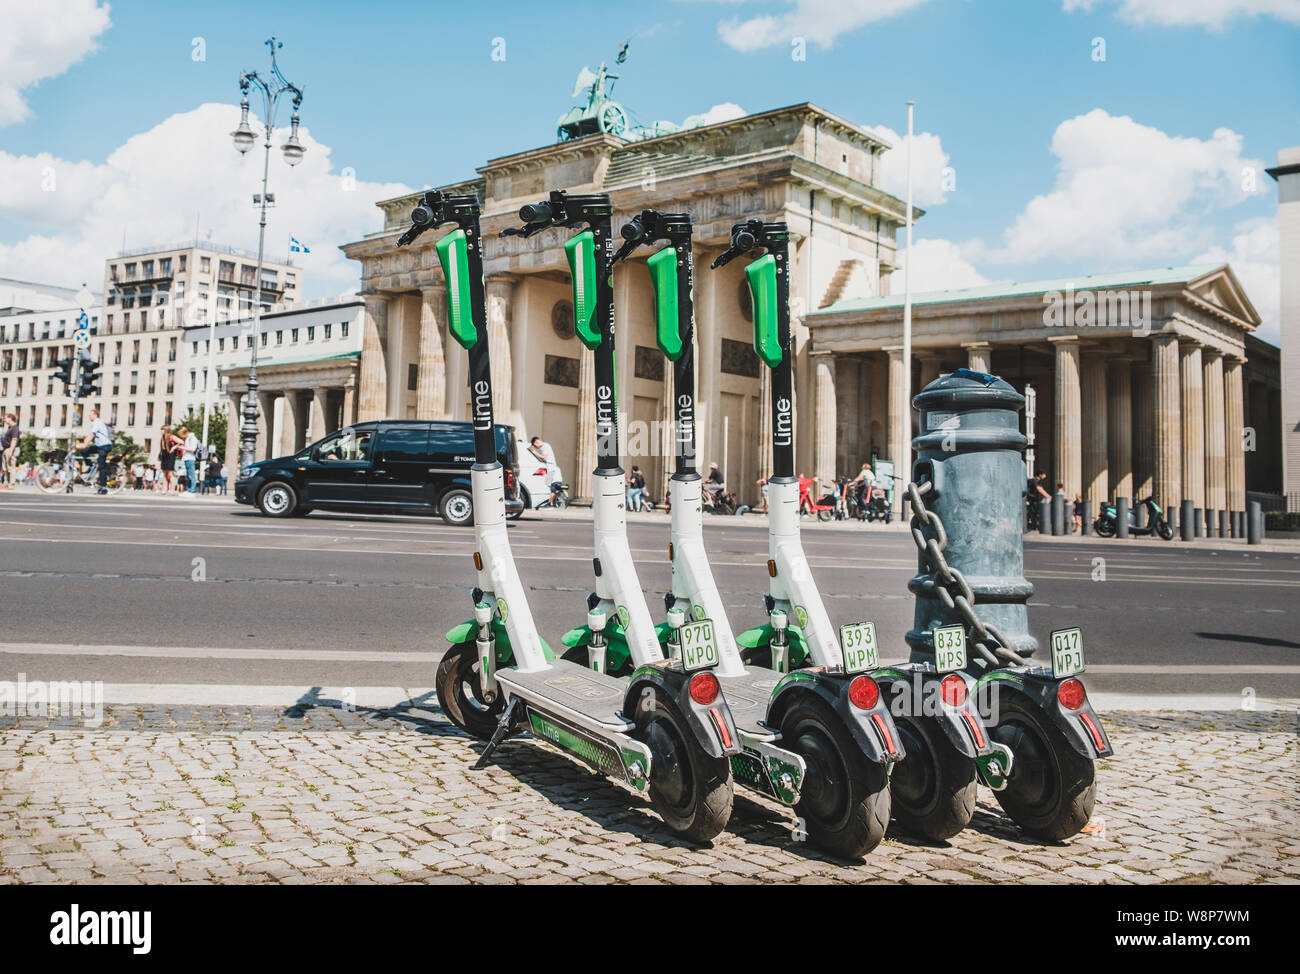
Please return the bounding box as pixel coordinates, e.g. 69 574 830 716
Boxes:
2 0 1297 339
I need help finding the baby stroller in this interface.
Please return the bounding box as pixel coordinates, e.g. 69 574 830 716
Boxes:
863 461 897 524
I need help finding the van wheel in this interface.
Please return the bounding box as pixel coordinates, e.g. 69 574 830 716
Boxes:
441 489 474 526
258 482 297 517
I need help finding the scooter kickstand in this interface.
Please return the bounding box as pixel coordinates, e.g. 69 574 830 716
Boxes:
473 697 523 770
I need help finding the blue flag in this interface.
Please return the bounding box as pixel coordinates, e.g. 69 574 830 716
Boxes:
289 236 310 254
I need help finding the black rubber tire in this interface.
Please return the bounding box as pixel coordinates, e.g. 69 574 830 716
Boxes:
1093 518 1115 538
781 695 890 859
440 488 474 527
634 693 733 843
816 508 832 522
991 695 1096 841
890 715 978 841
1157 520 1174 541
435 641 506 741
257 481 297 518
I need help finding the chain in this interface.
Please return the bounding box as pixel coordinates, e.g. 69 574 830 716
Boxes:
905 481 1025 667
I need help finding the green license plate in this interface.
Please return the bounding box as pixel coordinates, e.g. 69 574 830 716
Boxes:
933 625 966 673
679 619 719 673
839 621 879 674
1050 627 1085 678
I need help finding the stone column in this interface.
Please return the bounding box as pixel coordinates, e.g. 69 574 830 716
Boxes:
416 285 447 420
886 347 907 474
256 392 274 461
1224 355 1246 513
225 392 242 476
1132 360 1154 500
284 391 308 454
918 354 943 390
312 387 330 440
1151 334 1182 512
342 376 357 426
963 342 992 374
357 294 389 422
812 352 837 486
1051 337 1082 497
657 369 675 500
1203 349 1226 513
1107 360 1133 502
1081 353 1108 507
485 276 517 420
574 348 596 503
1180 342 1205 507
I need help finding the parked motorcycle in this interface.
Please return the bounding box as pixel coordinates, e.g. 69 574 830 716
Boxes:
1093 495 1174 540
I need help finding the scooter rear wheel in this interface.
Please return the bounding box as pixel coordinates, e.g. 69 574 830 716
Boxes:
1157 520 1174 540
1094 518 1116 538
990 696 1096 840
889 715 978 841
435 641 507 741
781 695 890 859
635 694 733 843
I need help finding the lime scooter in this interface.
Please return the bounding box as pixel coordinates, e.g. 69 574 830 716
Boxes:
399 191 737 842
710 219 1012 843
608 209 899 858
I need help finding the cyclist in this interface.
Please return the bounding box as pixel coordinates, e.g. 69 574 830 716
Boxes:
78 409 114 495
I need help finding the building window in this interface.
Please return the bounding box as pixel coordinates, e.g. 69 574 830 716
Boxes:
260 333 267 347
114 341 122 364
720 337 760 378
148 370 156 394
146 403 154 426
142 260 154 278
129 371 138 394
128 403 136 426
189 371 196 392
340 322 349 339
291 328 298 343
306 326 314 341
633 346 664 381
112 372 120 395
160 258 171 276
218 337 225 352
132 340 140 364
169 337 177 362
179 255 187 271
166 369 174 394
192 341 199 356
31 349 43 369
150 338 158 362
544 354 580 388
219 260 234 281
123 312 131 329
275 331 283 345
200 256 211 273
324 323 332 339
407 363 418 390
246 335 253 349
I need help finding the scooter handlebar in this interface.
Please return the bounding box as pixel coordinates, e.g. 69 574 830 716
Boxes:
519 201 552 224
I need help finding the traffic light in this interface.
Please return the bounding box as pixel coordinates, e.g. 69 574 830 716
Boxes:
53 356 75 388
76 352 102 398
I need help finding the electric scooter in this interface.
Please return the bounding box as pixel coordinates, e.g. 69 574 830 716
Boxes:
610 210 903 858
398 191 737 843
1094 496 1174 539
710 219 1013 842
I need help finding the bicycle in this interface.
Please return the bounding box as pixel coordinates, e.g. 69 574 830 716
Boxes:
36 449 126 495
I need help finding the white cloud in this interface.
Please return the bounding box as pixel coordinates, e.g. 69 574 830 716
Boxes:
0 103 411 297
975 109 1268 265
1063 0 1300 29
864 124 952 208
716 0 933 51
698 102 747 125
0 0 111 126
896 238 990 293
1194 218 1280 343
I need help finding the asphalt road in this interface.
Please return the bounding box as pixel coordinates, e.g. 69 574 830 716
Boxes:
2 490 1298 702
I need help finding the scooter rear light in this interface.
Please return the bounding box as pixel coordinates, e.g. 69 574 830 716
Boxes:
1078 712 1107 752
959 710 987 749
940 673 967 707
708 708 732 750
848 675 879 710
1058 678 1086 711
689 671 720 706
869 712 897 756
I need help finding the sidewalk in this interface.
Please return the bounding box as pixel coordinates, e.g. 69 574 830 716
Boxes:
1 705 1294 884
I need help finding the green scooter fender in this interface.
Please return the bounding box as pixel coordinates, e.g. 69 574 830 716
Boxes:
559 624 633 674
734 623 811 668
447 618 555 664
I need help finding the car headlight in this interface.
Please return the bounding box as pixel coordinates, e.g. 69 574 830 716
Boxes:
239 464 261 479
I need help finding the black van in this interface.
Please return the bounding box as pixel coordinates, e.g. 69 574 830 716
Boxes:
234 419 522 525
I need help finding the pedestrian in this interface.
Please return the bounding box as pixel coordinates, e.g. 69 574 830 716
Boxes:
1072 493 1083 534
754 476 769 514
528 435 563 508
206 455 221 494
181 426 200 494
78 409 113 495
219 462 228 494
626 465 648 512
144 465 155 491
158 425 180 492
131 461 144 490
0 411 20 490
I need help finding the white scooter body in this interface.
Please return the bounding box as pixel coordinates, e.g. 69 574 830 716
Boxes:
669 476 744 679
766 478 845 668
592 469 664 665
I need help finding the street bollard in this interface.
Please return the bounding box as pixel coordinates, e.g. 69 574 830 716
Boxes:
1116 496 1129 539
1194 507 1204 538
1168 504 1178 536
1038 498 1052 536
1051 494 1065 536
1247 502 1263 545
1205 509 1215 539
1133 498 1146 530
1236 510 1245 538
1081 500 1092 536
907 370 1038 662
1218 510 1228 539
1181 500 1195 541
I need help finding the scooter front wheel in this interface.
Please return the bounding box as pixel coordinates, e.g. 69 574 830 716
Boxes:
889 715 977 841
435 641 507 741
781 695 890 859
990 696 1096 840
1156 519 1174 540
1094 518 1116 538
635 695 733 843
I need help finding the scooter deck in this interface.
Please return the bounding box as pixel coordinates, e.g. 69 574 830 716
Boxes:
716 671 782 739
495 659 634 733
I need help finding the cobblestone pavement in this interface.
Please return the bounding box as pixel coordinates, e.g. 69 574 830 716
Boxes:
0 703 1295 884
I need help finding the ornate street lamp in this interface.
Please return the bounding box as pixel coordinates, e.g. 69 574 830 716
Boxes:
231 36 305 474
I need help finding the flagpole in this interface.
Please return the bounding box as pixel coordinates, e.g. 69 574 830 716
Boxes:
901 99 914 517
